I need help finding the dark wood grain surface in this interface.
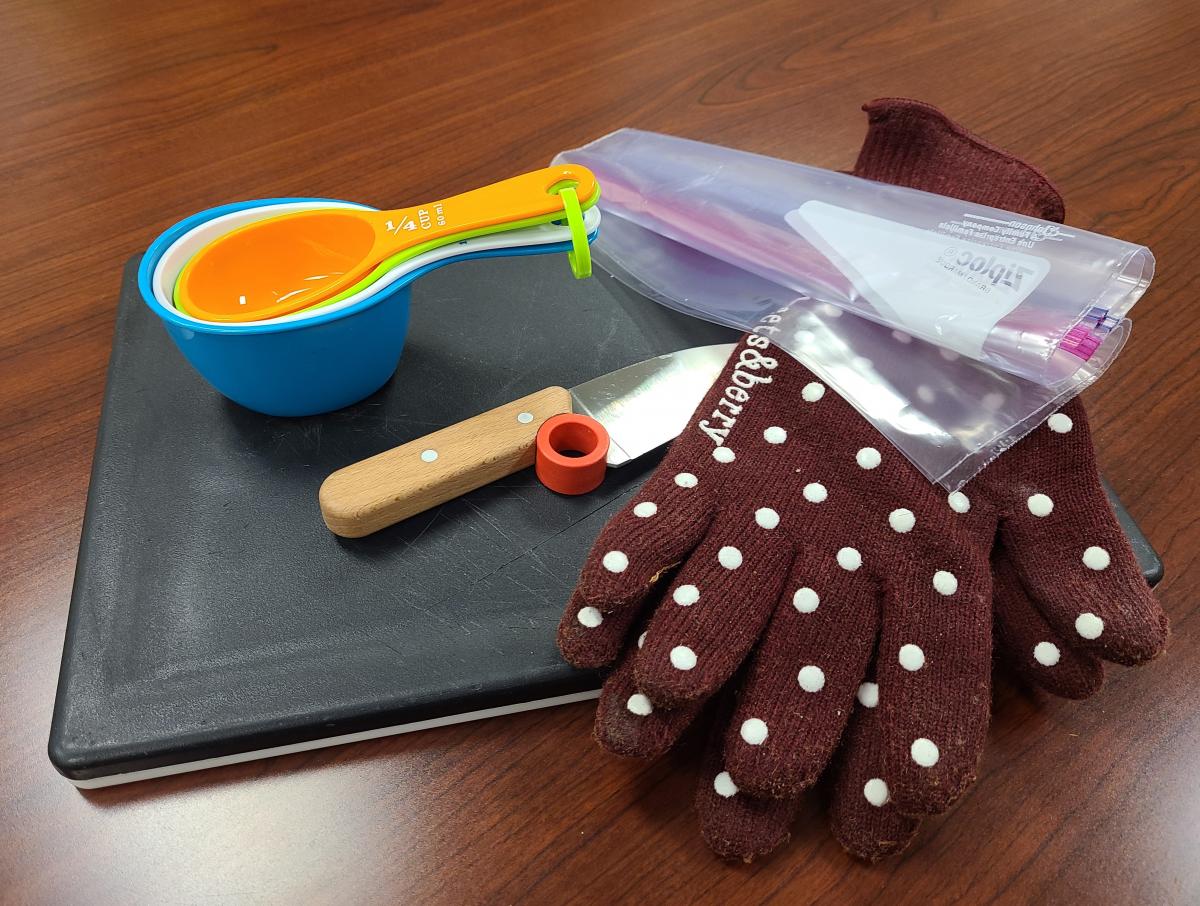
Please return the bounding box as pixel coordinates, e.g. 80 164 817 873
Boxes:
2 1 1198 903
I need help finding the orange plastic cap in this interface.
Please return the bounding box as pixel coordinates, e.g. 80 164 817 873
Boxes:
535 414 610 495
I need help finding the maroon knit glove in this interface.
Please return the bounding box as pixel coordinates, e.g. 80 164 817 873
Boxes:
557 99 1168 860
693 491 1138 863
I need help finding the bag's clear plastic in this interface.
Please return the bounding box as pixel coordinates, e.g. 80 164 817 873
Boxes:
555 129 1153 488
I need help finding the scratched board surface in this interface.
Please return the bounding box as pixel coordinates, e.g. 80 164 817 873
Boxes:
48 254 737 781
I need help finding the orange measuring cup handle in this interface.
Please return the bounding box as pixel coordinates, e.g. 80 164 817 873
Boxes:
369 164 600 258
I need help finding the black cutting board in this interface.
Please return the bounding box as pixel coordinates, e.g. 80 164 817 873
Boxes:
48 254 1161 786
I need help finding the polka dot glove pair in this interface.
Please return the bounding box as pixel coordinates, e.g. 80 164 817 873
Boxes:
556 98 1169 861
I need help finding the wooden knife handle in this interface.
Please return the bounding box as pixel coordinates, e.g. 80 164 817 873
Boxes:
319 387 572 538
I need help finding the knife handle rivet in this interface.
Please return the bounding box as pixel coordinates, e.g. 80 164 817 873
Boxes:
517 412 534 424
420 449 439 463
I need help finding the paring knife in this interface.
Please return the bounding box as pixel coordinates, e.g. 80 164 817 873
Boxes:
319 344 735 538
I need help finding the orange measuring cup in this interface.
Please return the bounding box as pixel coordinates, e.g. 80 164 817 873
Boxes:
175 164 598 322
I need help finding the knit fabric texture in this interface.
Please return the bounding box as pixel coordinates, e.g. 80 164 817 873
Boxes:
557 98 1168 862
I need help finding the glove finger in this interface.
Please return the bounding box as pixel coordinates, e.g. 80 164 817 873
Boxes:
876 559 992 816
557 586 645 670
829 679 922 862
995 410 1167 666
632 505 794 708
992 544 1104 699
557 472 714 668
593 644 703 758
854 98 1065 221
721 550 879 799
696 703 801 862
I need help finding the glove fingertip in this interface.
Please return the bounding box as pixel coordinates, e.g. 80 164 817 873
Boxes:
593 715 674 760
886 764 980 818
555 621 613 670
696 775 796 862
701 825 791 864
723 721 826 800
1002 643 1107 700
1037 660 1106 700
727 770 820 803
1105 608 1170 667
831 811 921 863
556 589 636 668
593 686 700 759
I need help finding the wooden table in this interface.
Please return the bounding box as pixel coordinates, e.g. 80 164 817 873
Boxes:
2 1 1198 902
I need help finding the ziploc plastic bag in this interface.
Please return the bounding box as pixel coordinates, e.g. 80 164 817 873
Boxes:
555 129 1153 488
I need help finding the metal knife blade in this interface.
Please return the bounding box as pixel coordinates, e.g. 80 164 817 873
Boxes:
571 344 735 466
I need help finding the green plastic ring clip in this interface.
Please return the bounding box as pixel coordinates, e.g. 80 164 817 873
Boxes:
553 183 593 279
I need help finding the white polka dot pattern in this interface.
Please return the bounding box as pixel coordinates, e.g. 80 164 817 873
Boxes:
797 665 825 692
856 447 881 469
713 447 735 463
793 587 819 613
674 472 698 488
947 491 970 513
627 693 653 716
857 682 879 708
917 385 936 404
740 718 768 746
899 644 925 671
602 551 629 573
764 426 788 444
673 584 700 606
1033 642 1060 666
1076 612 1105 640
637 631 647 649
713 771 739 798
889 508 915 533
864 778 889 806
670 645 697 670
911 738 939 767
755 507 780 530
1048 412 1073 433
577 607 602 628
837 547 862 571
633 502 657 518
1083 546 1110 570
933 570 958 596
718 546 743 569
801 382 826 402
1027 493 1054 517
803 483 827 503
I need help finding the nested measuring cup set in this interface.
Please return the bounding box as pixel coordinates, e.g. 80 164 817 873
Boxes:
137 165 600 417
